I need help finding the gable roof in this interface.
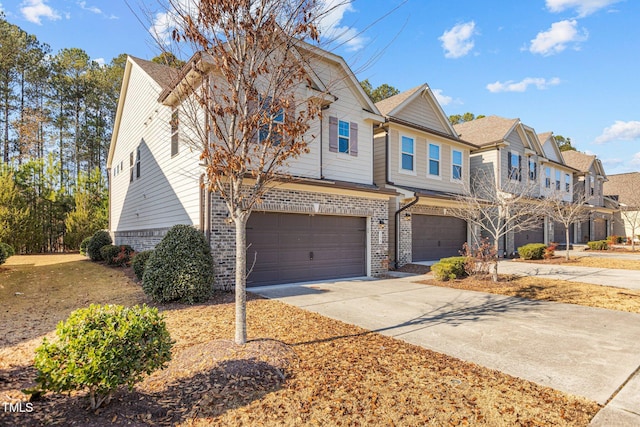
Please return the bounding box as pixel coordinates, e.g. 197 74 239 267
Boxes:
603 172 640 205
375 85 424 116
453 115 519 147
129 56 178 91
537 131 565 163
561 150 595 173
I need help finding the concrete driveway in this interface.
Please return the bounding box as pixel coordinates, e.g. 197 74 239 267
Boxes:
254 275 640 425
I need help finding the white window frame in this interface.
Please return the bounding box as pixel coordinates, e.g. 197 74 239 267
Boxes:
545 166 551 188
555 170 561 191
171 109 179 157
399 135 416 175
509 151 520 181
565 173 570 192
451 148 463 182
427 142 441 179
338 119 350 154
529 157 536 180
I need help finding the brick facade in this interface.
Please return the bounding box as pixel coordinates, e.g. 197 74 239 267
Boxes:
113 227 170 250
210 187 390 290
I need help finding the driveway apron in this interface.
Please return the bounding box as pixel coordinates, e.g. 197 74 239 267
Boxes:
254 276 640 413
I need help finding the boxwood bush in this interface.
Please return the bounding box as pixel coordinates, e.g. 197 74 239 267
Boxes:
142 225 214 303
132 250 154 281
87 230 112 261
587 240 608 250
0 242 15 258
100 245 121 265
517 243 547 260
34 304 173 409
79 236 92 256
431 256 468 281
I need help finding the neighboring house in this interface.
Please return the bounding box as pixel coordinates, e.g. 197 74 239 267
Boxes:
603 172 640 241
372 84 478 267
108 49 394 289
537 132 581 244
561 150 614 242
454 116 575 255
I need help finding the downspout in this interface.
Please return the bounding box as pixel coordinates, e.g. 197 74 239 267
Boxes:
394 195 420 269
385 126 390 184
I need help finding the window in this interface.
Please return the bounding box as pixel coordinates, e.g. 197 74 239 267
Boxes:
529 158 537 180
338 120 350 153
259 95 284 145
565 173 570 192
171 109 179 157
452 149 462 180
136 147 141 179
555 170 561 190
129 152 134 182
508 152 521 180
588 175 595 196
428 143 440 176
401 136 414 172
545 166 551 188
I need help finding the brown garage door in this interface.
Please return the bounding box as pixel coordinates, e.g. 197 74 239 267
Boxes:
514 223 544 250
246 212 366 287
593 219 606 241
412 215 467 261
553 222 574 244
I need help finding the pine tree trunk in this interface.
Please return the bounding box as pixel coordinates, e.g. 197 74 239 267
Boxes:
234 214 248 345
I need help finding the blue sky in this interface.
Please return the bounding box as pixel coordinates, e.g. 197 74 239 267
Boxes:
3 0 639 174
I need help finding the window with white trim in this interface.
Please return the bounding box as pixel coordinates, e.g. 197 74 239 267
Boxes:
452 149 462 180
136 146 141 179
258 95 284 145
508 151 521 180
565 173 570 192
338 120 350 153
555 170 561 190
401 136 414 172
545 166 551 188
428 143 440 176
529 158 537 180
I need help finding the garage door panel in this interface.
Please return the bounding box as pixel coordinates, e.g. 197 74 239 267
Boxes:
514 224 544 249
246 212 366 286
412 215 467 261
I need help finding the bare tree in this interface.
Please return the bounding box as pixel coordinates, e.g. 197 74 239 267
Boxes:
620 202 640 251
154 0 343 344
449 169 546 281
546 190 590 260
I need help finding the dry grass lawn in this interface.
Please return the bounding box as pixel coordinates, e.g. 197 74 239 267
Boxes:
562 256 640 270
0 254 600 426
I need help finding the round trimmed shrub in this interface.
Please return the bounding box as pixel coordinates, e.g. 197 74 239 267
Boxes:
0 242 15 257
142 225 214 304
0 244 7 266
100 245 121 265
431 256 468 281
517 243 547 260
79 237 92 256
34 304 173 409
87 230 112 261
587 240 608 251
132 250 154 281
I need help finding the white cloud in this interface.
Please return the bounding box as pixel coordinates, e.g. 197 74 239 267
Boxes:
432 89 453 106
316 0 367 51
20 0 61 25
486 77 561 93
94 58 105 67
439 21 477 59
150 0 198 46
594 120 640 144
546 0 621 17
78 1 101 14
631 153 640 166
529 20 588 56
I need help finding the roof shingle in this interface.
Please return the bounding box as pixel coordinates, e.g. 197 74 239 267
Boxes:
374 84 424 116
452 115 518 147
603 172 640 206
561 150 595 173
129 56 179 91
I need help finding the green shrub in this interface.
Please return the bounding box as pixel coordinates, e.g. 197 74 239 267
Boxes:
143 225 214 304
431 256 468 281
0 244 7 266
80 237 92 256
100 245 121 265
87 230 112 261
34 304 173 409
517 243 547 260
0 242 15 258
132 250 153 281
101 244 135 267
587 240 608 250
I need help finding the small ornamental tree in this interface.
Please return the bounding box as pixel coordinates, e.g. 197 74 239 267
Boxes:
34 304 173 409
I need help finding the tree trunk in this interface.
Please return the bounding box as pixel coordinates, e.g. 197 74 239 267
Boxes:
234 214 248 345
565 227 571 260
492 241 499 282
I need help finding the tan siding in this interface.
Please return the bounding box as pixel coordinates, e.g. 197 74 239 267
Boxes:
110 63 201 233
387 124 468 194
373 133 386 186
394 94 448 134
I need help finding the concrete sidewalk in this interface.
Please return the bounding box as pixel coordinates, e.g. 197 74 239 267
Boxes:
254 276 640 425
498 259 640 290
